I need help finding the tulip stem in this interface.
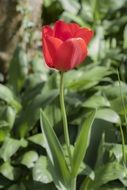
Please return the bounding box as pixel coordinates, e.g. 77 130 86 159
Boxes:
60 72 72 166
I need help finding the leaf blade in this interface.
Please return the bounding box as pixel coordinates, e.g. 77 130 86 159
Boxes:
71 110 96 177
40 110 70 188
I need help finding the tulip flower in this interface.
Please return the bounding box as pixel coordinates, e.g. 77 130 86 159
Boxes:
41 21 94 190
42 20 93 71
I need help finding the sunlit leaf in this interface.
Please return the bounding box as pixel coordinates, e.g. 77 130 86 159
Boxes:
40 110 71 188
0 137 27 161
71 110 96 177
33 156 52 184
96 108 121 123
82 95 110 108
0 84 21 111
0 162 14 180
21 151 39 168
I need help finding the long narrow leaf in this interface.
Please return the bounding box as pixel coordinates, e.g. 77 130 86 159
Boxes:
71 110 96 177
40 110 70 187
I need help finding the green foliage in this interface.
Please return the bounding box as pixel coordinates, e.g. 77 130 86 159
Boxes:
40 110 71 189
71 111 96 177
32 156 53 184
0 0 127 189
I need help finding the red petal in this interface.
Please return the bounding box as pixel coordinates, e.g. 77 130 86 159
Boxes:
54 20 73 41
55 38 87 71
42 35 62 68
42 26 54 67
42 25 53 36
68 23 80 36
75 28 94 44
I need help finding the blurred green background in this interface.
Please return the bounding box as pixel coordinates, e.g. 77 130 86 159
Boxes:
0 0 127 189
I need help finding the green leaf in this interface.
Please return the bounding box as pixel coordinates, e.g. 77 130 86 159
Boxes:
0 106 16 129
103 142 127 162
82 95 110 108
32 156 52 184
8 184 26 190
111 96 127 115
21 151 39 168
0 137 28 161
123 25 127 48
0 84 21 111
40 110 71 188
71 110 96 177
28 133 45 147
0 128 9 142
98 188 126 190
80 164 95 180
0 162 14 180
65 66 111 91
80 162 127 190
89 26 105 60
8 47 28 93
89 162 127 189
96 108 120 123
62 11 86 26
98 81 127 99
59 0 80 14
16 89 58 137
62 144 94 180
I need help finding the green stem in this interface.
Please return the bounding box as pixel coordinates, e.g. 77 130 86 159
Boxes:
59 72 72 166
119 122 126 165
117 69 126 165
71 178 76 190
117 70 127 131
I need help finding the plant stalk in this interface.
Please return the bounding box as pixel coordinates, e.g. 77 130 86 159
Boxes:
71 178 76 190
117 70 127 133
117 69 126 165
59 72 72 167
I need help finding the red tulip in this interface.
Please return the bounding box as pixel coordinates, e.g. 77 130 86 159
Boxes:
42 20 93 71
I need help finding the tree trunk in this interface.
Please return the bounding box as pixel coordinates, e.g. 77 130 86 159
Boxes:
0 0 42 80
